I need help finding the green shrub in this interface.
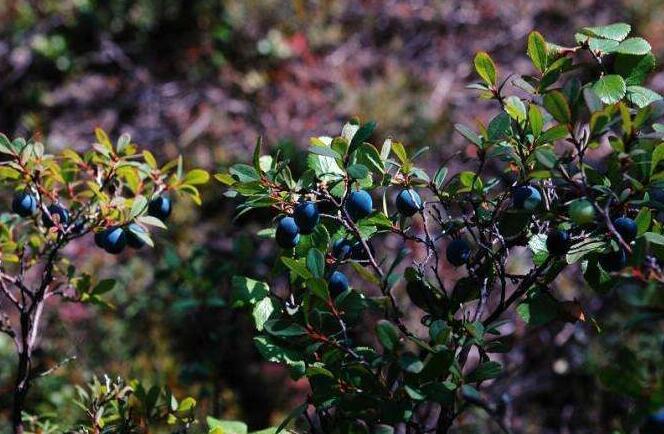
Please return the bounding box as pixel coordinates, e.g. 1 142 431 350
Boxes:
0 128 207 433
219 23 664 433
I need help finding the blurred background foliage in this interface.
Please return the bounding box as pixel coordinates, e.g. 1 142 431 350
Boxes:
0 0 663 432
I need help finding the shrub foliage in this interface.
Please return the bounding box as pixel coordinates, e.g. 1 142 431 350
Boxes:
219 23 664 433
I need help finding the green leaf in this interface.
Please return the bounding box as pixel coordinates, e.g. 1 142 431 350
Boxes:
376 319 400 352
306 248 325 279
634 208 651 236
347 164 369 180
534 146 557 169
130 195 148 219
517 292 559 326
504 96 527 121
527 31 548 73
136 215 167 229
306 278 329 300
176 397 197 415
473 51 497 86
254 336 306 379
643 232 664 246
349 121 377 153
399 353 424 374
626 86 662 108
433 166 448 190
253 136 262 172
528 234 549 266
651 143 664 177
592 75 626 105
582 23 631 41
454 124 482 146
308 145 341 159
230 164 260 183
543 91 571 124
0 134 14 155
566 240 605 264
264 319 307 337
587 37 619 54
487 112 511 141
615 37 651 55
356 143 384 175
184 169 210 185
614 53 656 86
231 276 269 307
92 279 116 295
528 104 543 137
537 125 569 144
281 257 313 280
252 297 275 331
465 361 502 383
207 418 248 434
391 141 408 164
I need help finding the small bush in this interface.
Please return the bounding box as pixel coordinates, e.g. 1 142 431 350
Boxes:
220 23 664 433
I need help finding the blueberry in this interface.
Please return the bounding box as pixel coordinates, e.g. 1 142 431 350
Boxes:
650 188 664 205
126 223 147 249
345 190 373 221
42 204 70 228
613 216 637 242
396 188 422 217
546 229 571 256
71 219 86 234
328 271 349 297
103 227 127 254
332 238 353 260
643 407 664 433
600 248 627 272
12 192 37 217
293 201 319 234
94 230 108 248
513 186 541 211
148 196 172 221
446 239 471 266
276 216 300 248
350 241 374 261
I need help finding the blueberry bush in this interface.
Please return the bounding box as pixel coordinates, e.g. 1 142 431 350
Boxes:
219 23 664 433
0 129 208 433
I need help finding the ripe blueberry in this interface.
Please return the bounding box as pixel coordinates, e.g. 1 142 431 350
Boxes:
332 239 353 260
328 271 349 297
126 223 147 249
293 201 319 234
345 190 373 221
351 241 374 261
396 188 422 217
446 239 471 266
42 204 70 228
12 192 37 217
276 216 300 249
94 230 107 248
613 216 637 242
513 186 541 211
103 227 127 254
148 196 172 221
600 248 627 272
546 229 571 256
644 408 664 430
650 188 664 205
